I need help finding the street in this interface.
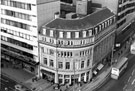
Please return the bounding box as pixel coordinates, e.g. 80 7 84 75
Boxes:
0 75 17 91
96 54 135 91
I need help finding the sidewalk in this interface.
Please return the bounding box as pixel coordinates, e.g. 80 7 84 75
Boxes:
66 43 130 91
66 64 111 91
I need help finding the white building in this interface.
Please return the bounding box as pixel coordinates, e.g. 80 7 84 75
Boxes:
0 0 60 75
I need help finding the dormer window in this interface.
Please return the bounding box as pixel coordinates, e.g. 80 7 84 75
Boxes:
102 23 104 29
95 27 98 34
75 32 79 38
113 17 116 22
43 28 46 35
108 20 110 26
110 19 112 24
50 30 53 37
83 31 86 37
99 25 102 31
67 32 71 38
89 30 92 36
105 22 107 28
59 32 63 38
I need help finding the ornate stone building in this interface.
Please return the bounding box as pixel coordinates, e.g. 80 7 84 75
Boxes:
38 8 116 85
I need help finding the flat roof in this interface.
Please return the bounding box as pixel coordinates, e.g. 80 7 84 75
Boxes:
37 0 59 4
45 8 114 30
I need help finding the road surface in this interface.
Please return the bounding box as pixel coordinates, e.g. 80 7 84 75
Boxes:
96 54 135 91
0 75 17 91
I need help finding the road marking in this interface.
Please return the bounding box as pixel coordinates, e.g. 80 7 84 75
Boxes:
132 70 135 76
128 76 131 82
131 79 135 85
123 84 127 90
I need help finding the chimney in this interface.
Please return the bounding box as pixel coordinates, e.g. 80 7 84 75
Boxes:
76 0 92 15
54 12 60 19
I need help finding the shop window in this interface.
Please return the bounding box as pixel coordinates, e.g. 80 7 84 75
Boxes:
44 58 47 65
59 79 63 84
49 59 54 67
65 62 70 69
58 62 63 69
81 61 84 68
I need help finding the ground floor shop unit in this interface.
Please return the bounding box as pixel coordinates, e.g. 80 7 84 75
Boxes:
1 45 39 75
40 66 92 86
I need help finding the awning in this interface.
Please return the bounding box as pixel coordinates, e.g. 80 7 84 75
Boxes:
41 69 54 79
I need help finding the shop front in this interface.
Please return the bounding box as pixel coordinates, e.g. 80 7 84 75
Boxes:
41 69 55 83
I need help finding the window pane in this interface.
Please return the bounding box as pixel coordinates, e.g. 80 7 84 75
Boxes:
67 32 71 38
44 58 47 65
75 32 79 38
66 62 70 69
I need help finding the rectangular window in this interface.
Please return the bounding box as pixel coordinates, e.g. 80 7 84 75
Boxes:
59 32 63 38
87 59 90 67
49 49 54 55
44 58 47 65
66 62 70 69
50 30 53 37
75 32 79 38
50 59 54 67
42 28 46 35
58 62 63 69
20 33 23 37
81 61 84 68
27 4 31 10
67 32 71 38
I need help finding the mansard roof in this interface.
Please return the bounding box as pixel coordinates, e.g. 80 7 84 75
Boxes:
45 8 115 30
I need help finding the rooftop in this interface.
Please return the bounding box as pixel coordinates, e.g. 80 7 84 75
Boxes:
37 0 59 4
45 8 114 30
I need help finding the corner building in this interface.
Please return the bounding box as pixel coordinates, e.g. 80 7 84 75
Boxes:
39 8 116 85
0 0 60 75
